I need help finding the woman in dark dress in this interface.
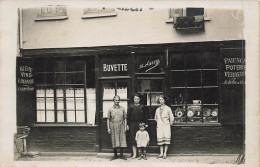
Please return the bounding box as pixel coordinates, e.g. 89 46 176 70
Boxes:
127 94 148 159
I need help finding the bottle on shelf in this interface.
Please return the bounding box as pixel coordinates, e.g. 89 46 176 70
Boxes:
178 93 183 104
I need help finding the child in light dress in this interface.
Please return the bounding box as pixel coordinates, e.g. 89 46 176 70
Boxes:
135 123 150 160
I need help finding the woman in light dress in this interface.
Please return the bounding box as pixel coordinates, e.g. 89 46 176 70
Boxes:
154 95 174 159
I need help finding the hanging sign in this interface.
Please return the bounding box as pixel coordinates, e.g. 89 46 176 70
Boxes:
17 57 35 92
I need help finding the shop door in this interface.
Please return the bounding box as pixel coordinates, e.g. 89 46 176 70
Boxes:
99 80 131 152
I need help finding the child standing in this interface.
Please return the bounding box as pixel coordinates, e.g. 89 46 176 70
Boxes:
135 123 150 160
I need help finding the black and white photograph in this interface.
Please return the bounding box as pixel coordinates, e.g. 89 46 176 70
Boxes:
0 1 259 167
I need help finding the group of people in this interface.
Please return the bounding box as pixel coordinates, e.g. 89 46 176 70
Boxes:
107 94 174 161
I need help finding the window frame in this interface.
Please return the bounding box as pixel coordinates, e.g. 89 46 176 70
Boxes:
35 57 95 124
169 52 220 124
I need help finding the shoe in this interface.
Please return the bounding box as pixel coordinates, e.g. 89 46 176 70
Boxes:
131 156 136 159
110 156 118 161
143 155 147 160
138 156 142 160
120 155 127 160
163 155 167 159
157 155 163 158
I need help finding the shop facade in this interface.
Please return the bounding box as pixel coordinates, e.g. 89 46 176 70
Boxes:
17 7 245 154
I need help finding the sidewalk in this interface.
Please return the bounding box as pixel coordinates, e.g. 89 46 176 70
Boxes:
15 152 240 164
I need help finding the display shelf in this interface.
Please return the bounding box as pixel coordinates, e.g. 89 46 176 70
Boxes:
170 87 186 89
171 104 185 107
203 104 218 105
203 86 218 88
170 70 185 72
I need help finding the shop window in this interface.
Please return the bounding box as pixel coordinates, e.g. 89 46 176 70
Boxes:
186 8 204 17
35 57 96 124
170 52 219 124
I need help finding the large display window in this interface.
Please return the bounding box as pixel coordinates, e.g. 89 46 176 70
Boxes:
170 52 219 123
35 57 96 124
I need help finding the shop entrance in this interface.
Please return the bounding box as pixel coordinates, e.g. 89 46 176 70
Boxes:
99 79 131 152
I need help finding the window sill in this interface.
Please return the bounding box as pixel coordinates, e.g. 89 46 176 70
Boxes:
32 123 98 127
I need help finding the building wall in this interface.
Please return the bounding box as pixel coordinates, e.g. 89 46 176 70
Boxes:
27 126 97 152
21 8 244 49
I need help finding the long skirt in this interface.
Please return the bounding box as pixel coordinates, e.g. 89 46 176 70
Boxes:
110 122 127 148
157 123 171 145
129 121 140 145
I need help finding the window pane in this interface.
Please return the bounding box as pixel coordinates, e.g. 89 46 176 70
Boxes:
45 61 53 72
46 88 54 97
66 98 75 110
171 72 185 87
202 53 218 69
57 98 64 110
203 106 218 123
150 80 163 92
202 88 218 104
203 71 218 86
37 111 45 122
75 61 85 71
66 88 75 97
102 83 115 100
35 73 45 85
66 73 74 84
76 111 85 122
46 73 53 84
120 101 128 114
76 98 84 110
187 105 202 123
46 111 55 122
66 61 74 72
75 88 84 97
170 54 185 70
67 111 75 122
117 82 128 99
186 8 204 17
36 88 45 98
75 73 84 84
46 98 54 110
57 111 64 122
138 80 150 92
171 89 185 105
172 106 186 122
35 60 45 72
187 71 201 87
56 88 64 97
186 54 201 69
148 93 163 106
56 73 65 84
56 61 65 72
102 101 114 118
187 88 201 104
37 98 45 110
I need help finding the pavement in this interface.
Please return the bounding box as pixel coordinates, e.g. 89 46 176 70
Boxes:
16 152 243 165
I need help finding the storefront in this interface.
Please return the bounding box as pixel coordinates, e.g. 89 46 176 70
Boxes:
17 6 245 154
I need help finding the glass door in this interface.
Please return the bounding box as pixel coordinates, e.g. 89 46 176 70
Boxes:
99 79 130 151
